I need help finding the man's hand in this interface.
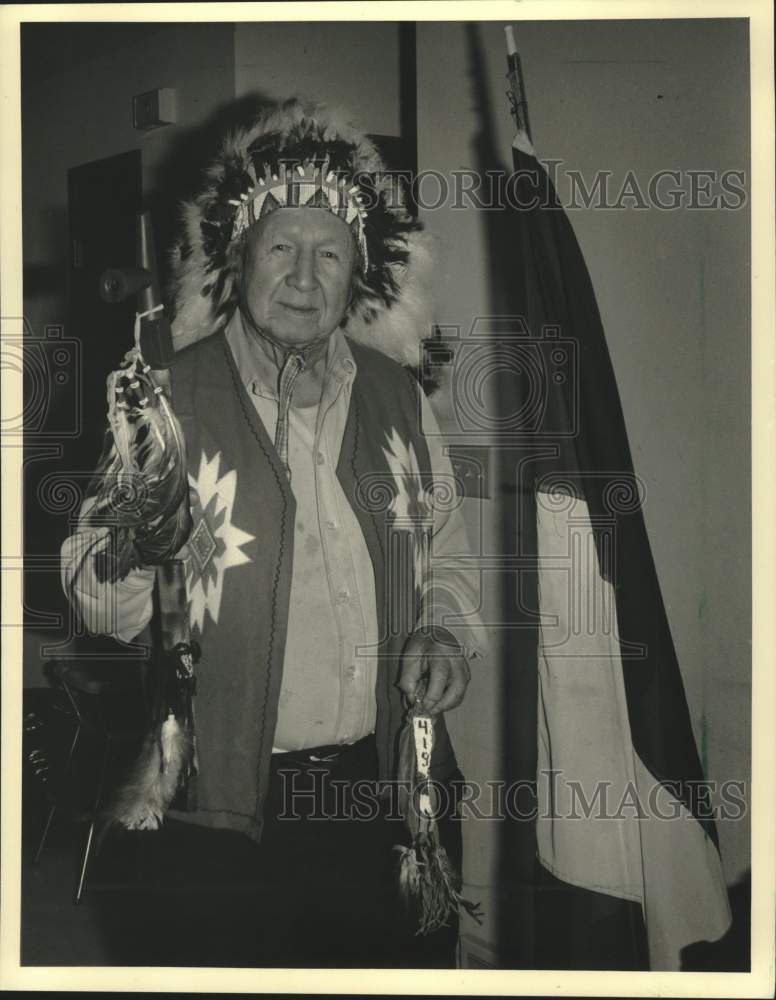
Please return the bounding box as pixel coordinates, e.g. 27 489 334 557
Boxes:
398 627 471 716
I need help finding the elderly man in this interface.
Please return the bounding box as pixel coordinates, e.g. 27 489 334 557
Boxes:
61 101 483 968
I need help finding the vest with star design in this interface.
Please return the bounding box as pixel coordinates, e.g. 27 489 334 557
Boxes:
165 330 458 842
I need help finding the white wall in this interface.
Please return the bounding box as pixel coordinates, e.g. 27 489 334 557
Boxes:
417 18 751 921
235 21 401 135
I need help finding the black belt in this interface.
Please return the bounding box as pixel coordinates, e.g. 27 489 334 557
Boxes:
270 733 374 769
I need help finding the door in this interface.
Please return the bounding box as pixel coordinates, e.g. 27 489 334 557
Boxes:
23 149 142 651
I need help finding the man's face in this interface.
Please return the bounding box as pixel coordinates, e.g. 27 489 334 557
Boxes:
241 207 356 346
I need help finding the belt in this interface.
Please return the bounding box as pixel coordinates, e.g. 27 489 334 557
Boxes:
270 733 375 769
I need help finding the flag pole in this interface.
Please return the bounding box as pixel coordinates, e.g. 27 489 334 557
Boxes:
504 25 533 144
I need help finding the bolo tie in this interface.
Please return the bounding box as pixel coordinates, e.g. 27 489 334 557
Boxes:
274 349 316 476
240 305 328 479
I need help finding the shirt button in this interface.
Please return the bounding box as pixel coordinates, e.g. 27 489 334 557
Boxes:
337 589 350 603
325 520 338 532
342 358 355 373
316 452 325 466
346 665 357 679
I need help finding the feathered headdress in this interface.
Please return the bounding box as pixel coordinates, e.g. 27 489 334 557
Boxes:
168 99 435 367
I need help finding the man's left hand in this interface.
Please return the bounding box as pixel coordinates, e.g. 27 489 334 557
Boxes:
398 627 471 716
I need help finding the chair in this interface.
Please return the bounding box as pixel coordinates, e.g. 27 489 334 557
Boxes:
32 658 150 903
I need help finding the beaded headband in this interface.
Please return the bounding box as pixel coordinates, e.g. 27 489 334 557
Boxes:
229 159 369 269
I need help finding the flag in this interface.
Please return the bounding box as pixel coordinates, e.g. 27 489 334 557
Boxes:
501 28 733 970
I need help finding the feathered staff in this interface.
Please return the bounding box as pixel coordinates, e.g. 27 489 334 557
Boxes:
76 213 199 831
82 212 192 584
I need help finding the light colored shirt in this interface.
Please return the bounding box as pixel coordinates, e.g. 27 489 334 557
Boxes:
61 314 485 752
273 399 378 749
228 318 380 751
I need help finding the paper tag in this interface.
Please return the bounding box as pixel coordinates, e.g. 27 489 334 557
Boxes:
412 714 433 779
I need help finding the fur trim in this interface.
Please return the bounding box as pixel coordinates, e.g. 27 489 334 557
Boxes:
168 100 435 365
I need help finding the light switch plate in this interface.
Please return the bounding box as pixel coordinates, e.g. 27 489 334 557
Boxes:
133 88 177 130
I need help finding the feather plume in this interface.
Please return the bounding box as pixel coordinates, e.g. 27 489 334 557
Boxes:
395 832 483 936
85 355 191 583
100 714 194 832
345 229 437 367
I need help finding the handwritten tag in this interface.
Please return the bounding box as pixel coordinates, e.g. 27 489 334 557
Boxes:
412 714 434 779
